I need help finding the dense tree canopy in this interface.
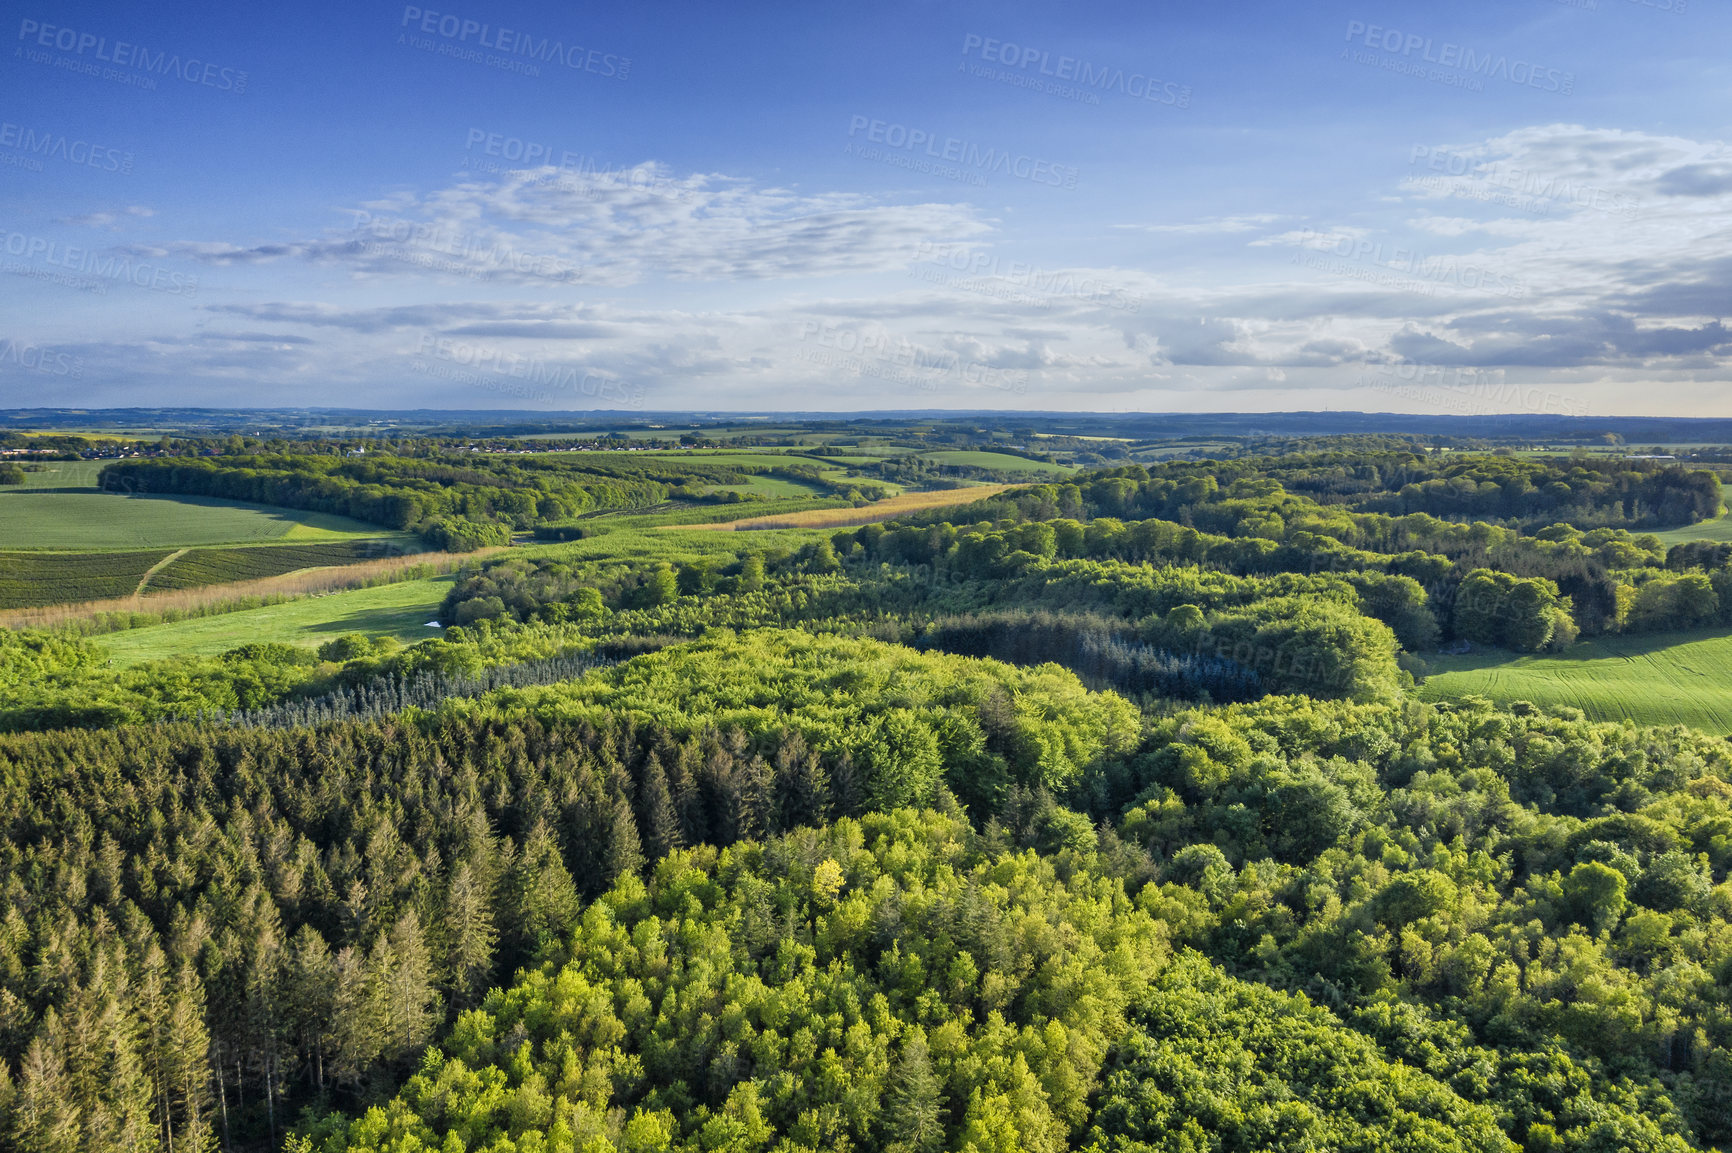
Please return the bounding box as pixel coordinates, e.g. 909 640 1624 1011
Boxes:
7 441 1732 1153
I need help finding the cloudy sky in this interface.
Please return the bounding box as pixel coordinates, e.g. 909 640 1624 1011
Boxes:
1 0 1728 415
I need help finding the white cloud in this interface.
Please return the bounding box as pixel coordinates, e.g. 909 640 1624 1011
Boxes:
36 126 1732 411
165 164 991 287
55 206 155 230
1116 214 1286 235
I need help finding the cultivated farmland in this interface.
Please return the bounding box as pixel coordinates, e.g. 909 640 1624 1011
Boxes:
143 540 410 591
0 488 388 550
0 550 175 609
1418 625 1732 735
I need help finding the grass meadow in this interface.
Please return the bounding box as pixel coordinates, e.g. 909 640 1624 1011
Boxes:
1418 625 1732 735
94 577 457 665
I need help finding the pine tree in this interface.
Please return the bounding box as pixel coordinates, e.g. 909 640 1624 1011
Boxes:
670 740 709 848
774 731 829 831
882 1030 944 1153
638 753 683 861
132 942 174 1153
10 1032 81 1153
327 946 382 1088
505 821 580 963
60 948 155 1153
605 796 645 885
443 861 497 1008
282 926 336 1091
165 964 215 1153
376 911 437 1065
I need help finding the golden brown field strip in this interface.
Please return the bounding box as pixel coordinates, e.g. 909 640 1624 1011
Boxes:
668 485 1015 531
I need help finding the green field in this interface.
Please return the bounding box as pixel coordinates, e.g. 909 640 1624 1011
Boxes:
95 577 456 666
0 484 390 551
0 458 392 549
917 450 1074 475
1418 626 1732 735
7 459 107 488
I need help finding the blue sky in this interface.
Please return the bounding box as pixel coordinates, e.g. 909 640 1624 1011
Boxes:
1 0 1728 415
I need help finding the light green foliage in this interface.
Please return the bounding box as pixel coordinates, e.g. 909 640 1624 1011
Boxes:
492 629 1141 812
1106 692 1732 1148
1084 955 1518 1153
315 809 1170 1153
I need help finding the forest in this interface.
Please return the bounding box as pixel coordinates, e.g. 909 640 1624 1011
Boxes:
3 436 1732 1152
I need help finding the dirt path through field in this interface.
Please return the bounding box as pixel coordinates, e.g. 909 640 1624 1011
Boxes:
135 549 188 595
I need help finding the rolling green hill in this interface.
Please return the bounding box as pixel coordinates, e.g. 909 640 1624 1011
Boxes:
1418 625 1732 734
0 487 390 550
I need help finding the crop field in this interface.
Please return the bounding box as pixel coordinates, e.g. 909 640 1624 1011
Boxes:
1418 626 1732 735
0 487 388 551
145 540 408 591
917 450 1074 475
0 549 175 609
95 576 457 666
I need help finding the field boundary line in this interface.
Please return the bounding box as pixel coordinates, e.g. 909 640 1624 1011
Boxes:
135 549 188 596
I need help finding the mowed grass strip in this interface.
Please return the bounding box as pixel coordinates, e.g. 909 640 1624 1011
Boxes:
95 576 457 666
670 484 1015 531
0 489 387 550
145 540 408 591
1417 626 1732 735
0 550 175 609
